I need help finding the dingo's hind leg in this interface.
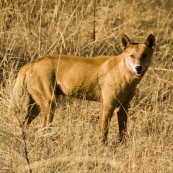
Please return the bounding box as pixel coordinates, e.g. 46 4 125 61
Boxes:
28 88 56 127
40 99 56 127
23 96 40 128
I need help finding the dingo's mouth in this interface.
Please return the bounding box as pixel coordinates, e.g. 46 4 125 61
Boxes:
134 65 144 77
135 71 143 77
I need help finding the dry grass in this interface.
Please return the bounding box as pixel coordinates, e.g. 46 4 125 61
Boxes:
0 0 173 172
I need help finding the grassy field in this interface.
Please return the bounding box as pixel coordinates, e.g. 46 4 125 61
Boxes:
0 0 173 172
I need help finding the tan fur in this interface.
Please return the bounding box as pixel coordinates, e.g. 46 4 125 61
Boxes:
9 34 155 143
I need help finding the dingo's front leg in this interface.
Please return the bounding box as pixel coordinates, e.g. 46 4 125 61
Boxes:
99 104 114 144
117 102 129 142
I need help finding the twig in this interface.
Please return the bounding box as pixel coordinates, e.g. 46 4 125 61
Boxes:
149 67 173 72
19 121 32 173
19 155 122 171
93 0 96 42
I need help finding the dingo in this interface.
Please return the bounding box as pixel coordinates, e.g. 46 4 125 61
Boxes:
9 34 155 143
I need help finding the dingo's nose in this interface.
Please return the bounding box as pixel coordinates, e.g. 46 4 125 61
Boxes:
135 66 142 72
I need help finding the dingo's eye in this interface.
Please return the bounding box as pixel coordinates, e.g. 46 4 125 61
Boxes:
130 55 134 58
142 53 147 59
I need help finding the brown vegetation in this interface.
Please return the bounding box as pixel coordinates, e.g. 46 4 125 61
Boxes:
0 0 173 172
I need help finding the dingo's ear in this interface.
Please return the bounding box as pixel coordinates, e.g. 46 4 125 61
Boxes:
145 34 155 49
121 34 132 50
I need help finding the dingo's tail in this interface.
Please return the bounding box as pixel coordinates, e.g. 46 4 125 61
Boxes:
8 65 30 126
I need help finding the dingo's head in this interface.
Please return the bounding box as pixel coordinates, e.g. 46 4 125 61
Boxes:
121 34 155 78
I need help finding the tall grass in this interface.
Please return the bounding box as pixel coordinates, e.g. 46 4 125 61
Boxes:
0 0 173 172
